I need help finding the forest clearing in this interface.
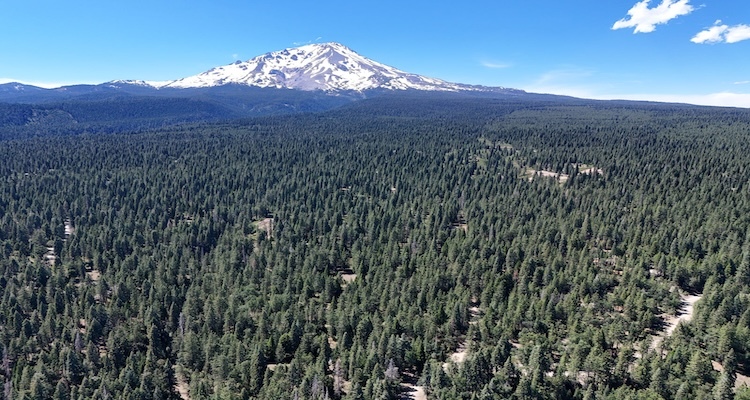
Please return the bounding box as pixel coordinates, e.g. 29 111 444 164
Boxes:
650 292 702 350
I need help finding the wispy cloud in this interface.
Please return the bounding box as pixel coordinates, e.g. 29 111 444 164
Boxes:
523 68 606 99
692 21 750 44
293 37 324 46
613 0 694 33
480 61 511 69
734 81 750 85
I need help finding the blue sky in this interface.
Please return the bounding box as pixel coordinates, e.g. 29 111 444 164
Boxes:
1 0 749 107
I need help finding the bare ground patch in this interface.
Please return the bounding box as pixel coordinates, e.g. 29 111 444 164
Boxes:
65 219 75 236
86 269 102 282
522 163 602 185
400 383 427 400
524 168 569 184
442 304 482 371
650 293 702 351
256 217 274 237
328 336 338 350
400 372 427 400
445 341 468 368
174 369 191 400
44 247 56 266
43 219 75 268
712 361 750 391
580 167 603 175
341 272 357 283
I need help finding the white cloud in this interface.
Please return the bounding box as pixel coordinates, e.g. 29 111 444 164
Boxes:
725 24 750 43
480 61 511 69
734 81 750 85
692 22 750 44
613 0 694 33
690 21 727 43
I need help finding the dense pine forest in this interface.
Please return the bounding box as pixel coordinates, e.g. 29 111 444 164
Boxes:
1 96 750 399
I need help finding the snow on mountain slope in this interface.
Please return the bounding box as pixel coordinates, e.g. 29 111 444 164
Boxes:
162 42 498 92
108 79 174 88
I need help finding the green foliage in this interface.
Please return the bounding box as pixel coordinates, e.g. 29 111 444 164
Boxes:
0 98 749 399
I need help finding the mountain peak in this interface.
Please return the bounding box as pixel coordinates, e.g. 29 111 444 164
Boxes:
281 42 352 54
302 41 348 49
162 42 502 93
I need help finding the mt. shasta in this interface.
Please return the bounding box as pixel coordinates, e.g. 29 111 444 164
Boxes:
1 42 528 107
139 42 512 93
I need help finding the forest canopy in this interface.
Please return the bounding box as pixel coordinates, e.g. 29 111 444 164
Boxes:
1 97 750 399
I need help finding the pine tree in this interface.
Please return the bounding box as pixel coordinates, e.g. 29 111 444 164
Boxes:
713 369 734 400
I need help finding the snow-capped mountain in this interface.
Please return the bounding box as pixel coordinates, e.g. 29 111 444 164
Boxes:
160 42 502 93
0 43 525 104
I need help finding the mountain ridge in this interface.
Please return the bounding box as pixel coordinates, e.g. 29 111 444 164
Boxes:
1 42 522 96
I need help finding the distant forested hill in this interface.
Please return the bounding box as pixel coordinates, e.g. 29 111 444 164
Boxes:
0 86 360 138
1 99 750 400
